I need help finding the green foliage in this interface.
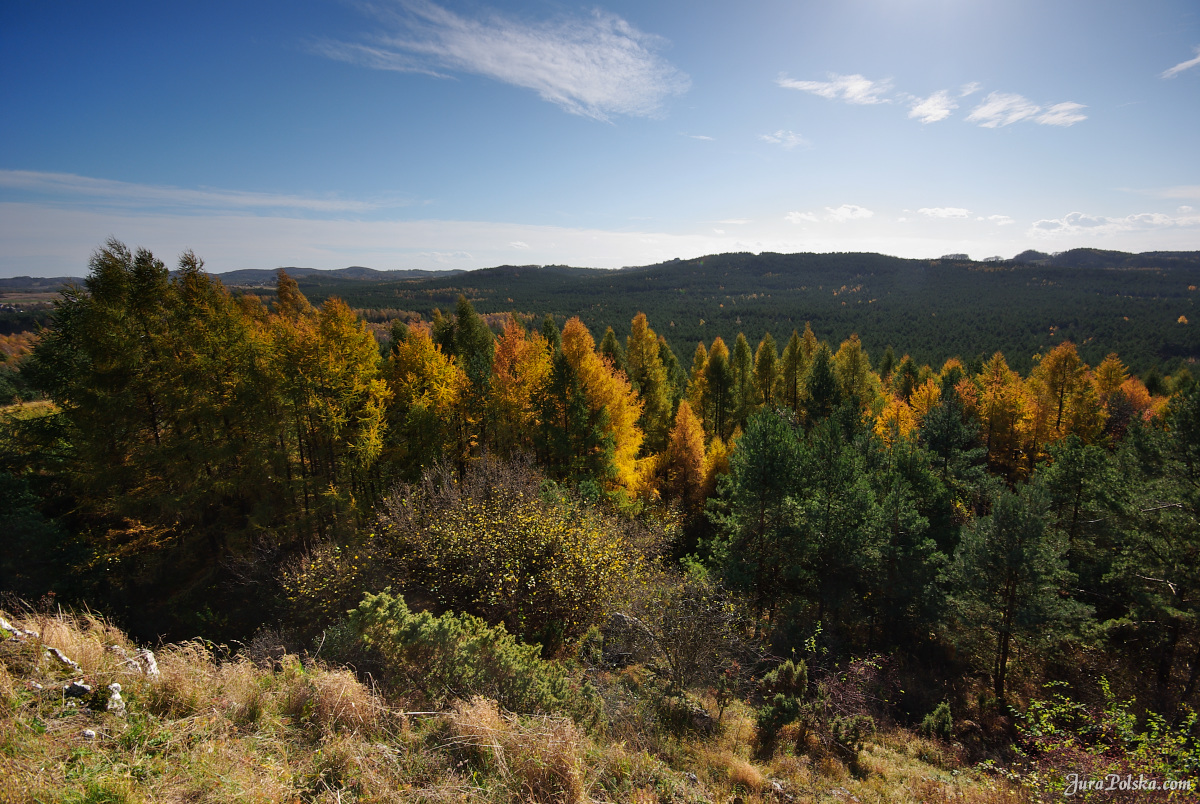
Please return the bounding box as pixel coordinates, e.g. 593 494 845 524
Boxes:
349 589 600 722
1014 679 1200 799
946 484 1091 702
919 702 953 742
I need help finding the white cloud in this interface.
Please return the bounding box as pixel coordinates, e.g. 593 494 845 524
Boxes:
777 73 893 104
908 90 957 123
759 129 809 149
509 240 530 249
785 211 818 224
965 92 1042 127
959 82 982 97
316 1 690 122
1181 206 1195 214
1162 46 1200 79
1031 209 1200 237
988 215 1015 226
719 219 751 225
683 133 714 141
919 207 971 219
825 204 874 222
713 228 725 235
1036 102 1088 126
0 170 391 213
966 92 1086 128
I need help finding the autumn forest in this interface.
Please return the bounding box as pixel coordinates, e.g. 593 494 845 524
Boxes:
2 240 1199 801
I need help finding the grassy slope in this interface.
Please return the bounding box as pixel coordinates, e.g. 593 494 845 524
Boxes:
0 609 1028 804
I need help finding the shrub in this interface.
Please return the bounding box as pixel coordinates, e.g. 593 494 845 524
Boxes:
920 701 953 742
349 589 600 723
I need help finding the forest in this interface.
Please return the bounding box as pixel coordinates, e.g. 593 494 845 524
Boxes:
1 240 1198 802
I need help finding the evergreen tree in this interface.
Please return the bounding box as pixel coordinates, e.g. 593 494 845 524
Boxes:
947 484 1090 704
803 344 841 424
779 329 807 412
599 326 628 378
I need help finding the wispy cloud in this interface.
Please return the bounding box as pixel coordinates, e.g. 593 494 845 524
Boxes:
315 0 689 122
683 133 714 141
1137 185 1200 200
919 207 970 219
1162 46 1200 78
1031 209 1200 237
988 215 1015 226
0 170 391 213
785 211 818 224
908 91 957 124
759 129 809 149
959 82 982 97
966 92 1087 128
825 204 874 222
1037 102 1088 127
777 73 892 104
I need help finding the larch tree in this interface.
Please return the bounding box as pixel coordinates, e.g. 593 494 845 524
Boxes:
730 333 759 433
704 337 734 440
755 332 780 408
561 317 645 493
625 313 672 454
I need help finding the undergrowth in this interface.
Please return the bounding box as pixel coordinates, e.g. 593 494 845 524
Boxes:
0 606 1032 803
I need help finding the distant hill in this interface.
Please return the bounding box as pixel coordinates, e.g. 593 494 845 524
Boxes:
214 265 465 286
4 249 1200 373
286 249 1200 374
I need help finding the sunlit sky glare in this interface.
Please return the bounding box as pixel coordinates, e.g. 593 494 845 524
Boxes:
2 0 1199 277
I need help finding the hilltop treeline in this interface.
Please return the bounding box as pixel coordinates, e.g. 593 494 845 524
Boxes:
2 240 1200 794
283 249 1200 375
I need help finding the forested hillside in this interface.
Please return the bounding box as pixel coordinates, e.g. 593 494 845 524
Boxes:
282 249 1200 375
2 240 1199 802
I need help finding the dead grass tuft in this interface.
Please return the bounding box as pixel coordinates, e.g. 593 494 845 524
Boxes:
449 696 585 803
279 657 384 737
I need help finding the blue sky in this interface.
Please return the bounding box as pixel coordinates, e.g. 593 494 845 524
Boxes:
1 0 1198 277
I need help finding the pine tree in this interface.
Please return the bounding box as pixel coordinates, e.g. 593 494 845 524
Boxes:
947 484 1089 704
779 329 807 412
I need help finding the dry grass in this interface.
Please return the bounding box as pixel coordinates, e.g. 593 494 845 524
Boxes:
0 608 1033 804
449 696 586 803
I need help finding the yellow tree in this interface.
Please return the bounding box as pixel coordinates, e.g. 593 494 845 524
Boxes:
386 324 468 479
686 341 709 433
909 377 942 423
488 317 552 456
1025 342 1088 467
833 333 878 410
873 394 917 447
625 312 672 454
561 317 645 493
977 352 1029 480
664 399 707 514
755 332 781 407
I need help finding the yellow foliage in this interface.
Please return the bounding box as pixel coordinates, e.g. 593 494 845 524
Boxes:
909 378 941 422
561 317 645 493
874 394 917 447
